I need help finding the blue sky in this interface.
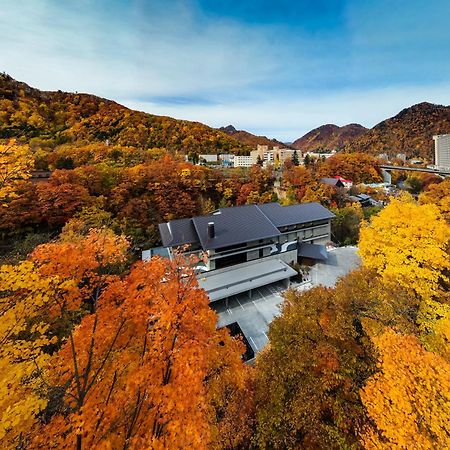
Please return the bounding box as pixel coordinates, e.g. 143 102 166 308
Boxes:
1 0 450 140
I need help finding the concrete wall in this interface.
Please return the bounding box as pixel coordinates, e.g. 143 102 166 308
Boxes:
247 249 260 261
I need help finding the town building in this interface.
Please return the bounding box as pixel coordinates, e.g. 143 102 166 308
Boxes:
348 193 376 207
219 154 235 166
433 134 450 170
320 177 345 188
304 150 336 160
233 155 253 167
155 202 335 303
198 154 218 164
251 145 299 167
332 176 353 188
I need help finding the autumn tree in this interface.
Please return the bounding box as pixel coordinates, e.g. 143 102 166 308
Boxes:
31 228 129 312
419 177 450 222
0 261 73 449
37 181 94 227
282 165 315 202
255 279 370 449
331 202 364 245
0 181 41 238
301 182 335 206
318 153 382 184
359 194 450 301
360 330 450 449
0 140 33 204
30 256 250 450
254 263 422 450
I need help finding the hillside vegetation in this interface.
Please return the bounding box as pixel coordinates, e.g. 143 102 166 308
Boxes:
344 102 450 159
293 123 367 152
0 74 251 168
219 124 288 148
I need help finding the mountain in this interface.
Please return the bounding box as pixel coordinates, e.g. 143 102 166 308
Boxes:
344 102 450 160
292 123 367 152
219 124 288 148
0 74 252 155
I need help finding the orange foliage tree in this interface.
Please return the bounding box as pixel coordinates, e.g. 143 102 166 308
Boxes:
318 152 382 184
30 256 250 450
282 165 315 202
31 228 129 311
419 177 450 223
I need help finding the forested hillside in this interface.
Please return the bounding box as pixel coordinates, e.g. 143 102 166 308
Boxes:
219 125 288 148
0 73 251 169
344 102 450 160
293 123 367 152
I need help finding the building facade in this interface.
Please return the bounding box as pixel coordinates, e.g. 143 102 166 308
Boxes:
433 134 450 170
155 202 334 302
198 154 218 163
251 145 299 167
233 155 253 167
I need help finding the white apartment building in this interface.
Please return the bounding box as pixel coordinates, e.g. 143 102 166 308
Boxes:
433 134 450 170
233 155 253 167
199 154 218 163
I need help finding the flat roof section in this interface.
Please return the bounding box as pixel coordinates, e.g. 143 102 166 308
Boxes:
298 242 328 260
197 259 297 302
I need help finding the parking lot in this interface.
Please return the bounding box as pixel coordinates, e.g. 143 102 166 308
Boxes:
212 246 361 355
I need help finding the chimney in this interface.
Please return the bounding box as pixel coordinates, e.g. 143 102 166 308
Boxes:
207 222 215 239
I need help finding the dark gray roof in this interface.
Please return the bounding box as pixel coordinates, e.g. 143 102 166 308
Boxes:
192 205 280 250
320 177 344 187
158 202 334 251
258 202 335 227
158 218 200 247
298 242 328 260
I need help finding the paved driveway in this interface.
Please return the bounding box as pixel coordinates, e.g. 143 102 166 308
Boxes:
212 281 286 352
309 246 361 288
213 246 361 354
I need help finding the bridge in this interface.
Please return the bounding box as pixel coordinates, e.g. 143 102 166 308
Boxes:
380 165 450 176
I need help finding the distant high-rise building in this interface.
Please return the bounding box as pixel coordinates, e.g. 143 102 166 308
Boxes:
433 134 450 170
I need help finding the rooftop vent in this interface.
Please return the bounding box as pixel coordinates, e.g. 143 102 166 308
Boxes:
207 222 215 239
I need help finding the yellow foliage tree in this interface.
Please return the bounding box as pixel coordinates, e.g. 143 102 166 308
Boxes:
0 141 33 204
360 330 450 449
359 194 450 301
0 261 73 448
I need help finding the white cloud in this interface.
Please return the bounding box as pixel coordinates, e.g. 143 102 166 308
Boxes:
0 0 286 98
1 0 450 142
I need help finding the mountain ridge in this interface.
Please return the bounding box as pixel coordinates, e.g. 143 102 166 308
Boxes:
343 102 450 159
292 123 368 152
218 124 289 148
